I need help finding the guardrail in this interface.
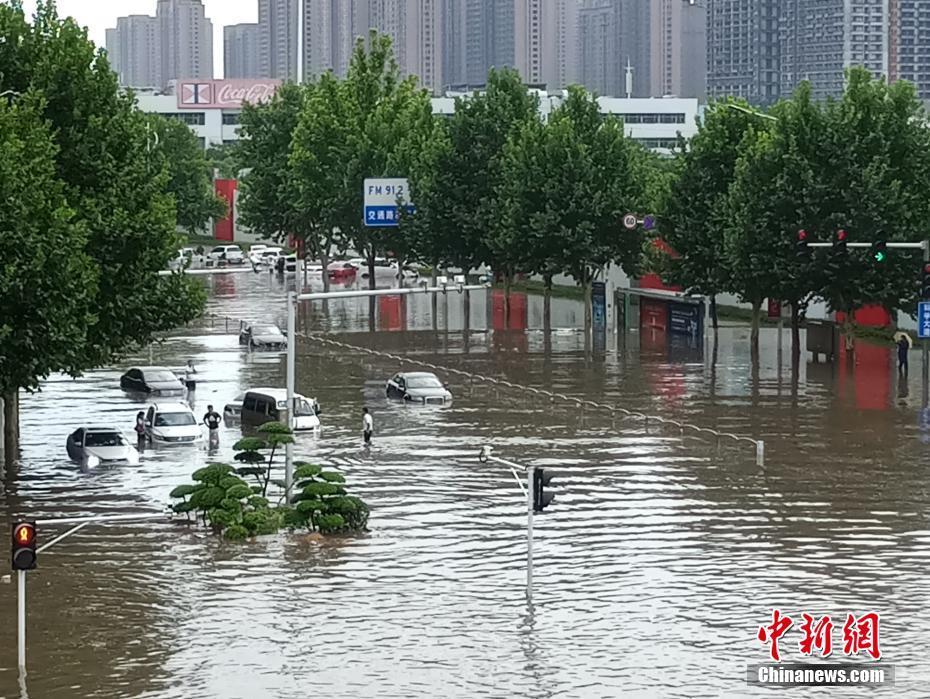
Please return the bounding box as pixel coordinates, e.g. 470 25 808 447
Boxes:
298 332 766 468
193 311 766 468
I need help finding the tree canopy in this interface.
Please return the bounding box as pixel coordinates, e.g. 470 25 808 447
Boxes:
0 1 204 411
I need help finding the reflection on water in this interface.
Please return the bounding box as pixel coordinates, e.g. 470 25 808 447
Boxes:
1 272 927 698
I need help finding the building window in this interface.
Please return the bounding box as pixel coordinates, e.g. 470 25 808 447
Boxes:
159 112 206 126
222 112 241 125
616 112 686 124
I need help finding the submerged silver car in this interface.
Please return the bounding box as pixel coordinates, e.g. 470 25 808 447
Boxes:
386 372 453 404
66 427 140 466
239 322 287 350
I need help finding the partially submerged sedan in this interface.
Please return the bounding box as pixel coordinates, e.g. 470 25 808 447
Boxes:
239 322 287 350
386 372 453 404
120 367 185 397
66 427 139 467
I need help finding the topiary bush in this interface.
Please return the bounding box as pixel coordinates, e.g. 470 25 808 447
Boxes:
169 443 369 540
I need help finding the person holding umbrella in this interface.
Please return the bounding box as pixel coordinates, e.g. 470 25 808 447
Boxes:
894 331 913 376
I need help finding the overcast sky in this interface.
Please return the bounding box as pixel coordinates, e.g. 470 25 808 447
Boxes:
21 1 256 78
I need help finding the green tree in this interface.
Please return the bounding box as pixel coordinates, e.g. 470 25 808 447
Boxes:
290 33 433 289
0 1 204 458
726 69 930 351
206 142 241 179
405 68 539 277
148 114 227 233
0 94 96 456
498 86 650 330
237 82 342 288
659 100 767 329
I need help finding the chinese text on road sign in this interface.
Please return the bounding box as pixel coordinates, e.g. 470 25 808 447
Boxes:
364 178 413 228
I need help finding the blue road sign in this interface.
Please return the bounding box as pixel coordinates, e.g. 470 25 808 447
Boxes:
920 302 930 339
363 178 413 228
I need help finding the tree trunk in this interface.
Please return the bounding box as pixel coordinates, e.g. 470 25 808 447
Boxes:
503 271 513 328
302 249 308 291
320 249 331 293
543 273 553 334
791 302 801 359
582 269 593 338
431 262 439 330
367 247 376 291
710 295 719 330
750 299 762 353
4 390 19 467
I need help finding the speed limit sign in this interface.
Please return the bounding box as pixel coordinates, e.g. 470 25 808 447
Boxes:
623 213 638 230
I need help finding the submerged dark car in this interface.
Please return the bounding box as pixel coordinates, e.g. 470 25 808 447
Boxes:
386 372 453 404
120 367 185 397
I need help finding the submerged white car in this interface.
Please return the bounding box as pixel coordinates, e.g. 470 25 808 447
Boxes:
144 402 203 444
66 427 139 466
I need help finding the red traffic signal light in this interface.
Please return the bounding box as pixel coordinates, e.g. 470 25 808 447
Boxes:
837 229 848 241
798 229 808 241
11 522 37 571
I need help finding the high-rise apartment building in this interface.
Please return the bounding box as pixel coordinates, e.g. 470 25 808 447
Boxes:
106 15 161 89
890 0 930 98
706 0 781 105
225 24 261 79
577 1 651 98
650 0 706 98
259 0 299 81
780 0 888 101
579 3 615 96
304 0 367 79
157 0 214 85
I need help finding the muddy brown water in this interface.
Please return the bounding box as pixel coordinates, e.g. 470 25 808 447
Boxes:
1 271 927 698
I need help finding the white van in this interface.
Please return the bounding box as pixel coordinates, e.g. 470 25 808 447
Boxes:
240 388 321 431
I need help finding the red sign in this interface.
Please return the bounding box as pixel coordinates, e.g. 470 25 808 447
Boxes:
767 299 782 318
177 79 281 110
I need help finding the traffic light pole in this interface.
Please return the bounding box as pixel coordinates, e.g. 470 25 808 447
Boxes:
17 570 25 670
527 466 535 604
478 447 536 602
14 512 165 676
924 242 930 408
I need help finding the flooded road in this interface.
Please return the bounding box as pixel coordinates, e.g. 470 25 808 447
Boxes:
2 270 929 698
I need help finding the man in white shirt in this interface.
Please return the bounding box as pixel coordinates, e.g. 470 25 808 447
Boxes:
362 407 373 445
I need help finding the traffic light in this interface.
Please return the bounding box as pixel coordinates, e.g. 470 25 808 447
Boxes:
833 229 848 256
922 263 930 300
871 241 887 263
796 229 809 259
11 522 36 571
533 468 556 513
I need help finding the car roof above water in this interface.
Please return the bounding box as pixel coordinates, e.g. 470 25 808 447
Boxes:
150 402 193 413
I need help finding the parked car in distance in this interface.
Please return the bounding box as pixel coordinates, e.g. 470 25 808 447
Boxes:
240 388 321 431
239 322 286 350
256 247 283 266
120 367 185 397
208 244 244 265
66 427 139 466
224 392 244 422
144 403 202 444
386 372 453 404
327 261 357 281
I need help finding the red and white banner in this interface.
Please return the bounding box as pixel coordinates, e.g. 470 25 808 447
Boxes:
177 79 281 109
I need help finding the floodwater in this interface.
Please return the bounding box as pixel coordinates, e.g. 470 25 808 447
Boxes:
2 269 929 698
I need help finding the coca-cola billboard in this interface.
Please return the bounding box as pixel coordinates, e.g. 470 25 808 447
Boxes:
177 79 282 110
